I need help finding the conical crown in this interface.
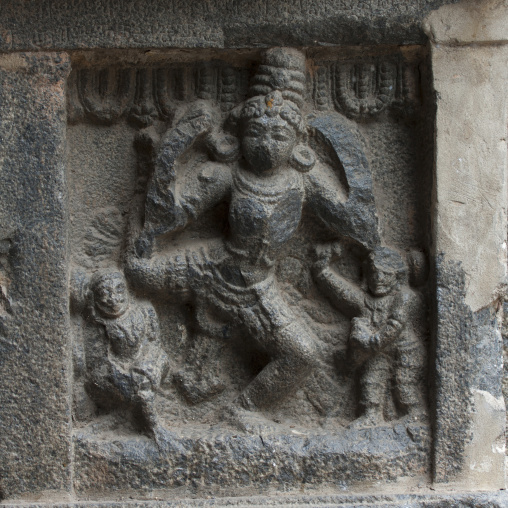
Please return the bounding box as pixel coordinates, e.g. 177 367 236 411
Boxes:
249 48 306 108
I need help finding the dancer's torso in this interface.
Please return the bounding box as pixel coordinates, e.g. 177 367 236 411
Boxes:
221 165 304 286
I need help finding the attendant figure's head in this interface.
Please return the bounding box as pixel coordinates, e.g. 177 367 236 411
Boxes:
91 270 129 318
367 247 407 297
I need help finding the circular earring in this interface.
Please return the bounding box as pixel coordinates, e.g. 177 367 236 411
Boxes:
291 144 316 173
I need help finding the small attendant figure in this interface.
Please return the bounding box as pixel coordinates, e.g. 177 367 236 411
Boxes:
72 269 169 441
314 245 426 428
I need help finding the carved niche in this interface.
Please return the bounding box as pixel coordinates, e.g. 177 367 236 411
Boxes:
67 47 432 492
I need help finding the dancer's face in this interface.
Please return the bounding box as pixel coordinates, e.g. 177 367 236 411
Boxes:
242 116 297 174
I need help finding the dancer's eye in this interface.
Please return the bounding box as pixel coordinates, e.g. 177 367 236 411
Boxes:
244 126 262 137
272 128 292 142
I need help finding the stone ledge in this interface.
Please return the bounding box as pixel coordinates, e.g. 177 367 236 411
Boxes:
2 491 508 507
72 423 430 495
0 0 458 51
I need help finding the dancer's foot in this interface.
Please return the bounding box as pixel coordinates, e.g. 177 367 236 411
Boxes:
174 369 225 405
348 408 385 429
221 403 278 435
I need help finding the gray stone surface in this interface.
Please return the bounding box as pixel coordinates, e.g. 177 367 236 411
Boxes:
0 0 457 51
433 257 505 485
425 4 508 486
430 42 508 314
0 0 506 505
424 0 508 44
2 491 508 507
64 46 433 497
73 424 430 496
0 53 71 500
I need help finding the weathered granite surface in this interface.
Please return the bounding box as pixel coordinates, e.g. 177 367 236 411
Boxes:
0 0 506 505
73 424 430 496
2 491 508 507
0 53 71 501
64 45 433 498
426 3 508 487
0 0 458 51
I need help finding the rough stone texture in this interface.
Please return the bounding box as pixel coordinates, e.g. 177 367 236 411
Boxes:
431 43 508 314
503 298 508 447
433 258 505 486
73 424 430 497
0 0 506 505
0 54 72 500
424 0 508 45
425 0 508 487
66 46 433 496
2 491 508 507
0 1 458 51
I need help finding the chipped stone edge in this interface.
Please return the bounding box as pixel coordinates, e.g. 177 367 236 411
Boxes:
427 0 508 488
424 0 508 46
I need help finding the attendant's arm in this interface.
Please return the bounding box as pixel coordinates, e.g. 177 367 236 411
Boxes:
314 264 364 318
142 304 161 343
69 269 90 314
370 319 403 350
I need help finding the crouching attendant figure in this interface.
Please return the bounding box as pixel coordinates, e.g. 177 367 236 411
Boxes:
71 269 169 442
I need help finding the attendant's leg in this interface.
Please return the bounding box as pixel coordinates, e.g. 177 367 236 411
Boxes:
353 352 390 427
395 333 426 420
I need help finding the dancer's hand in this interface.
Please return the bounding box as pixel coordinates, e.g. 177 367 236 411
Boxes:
170 100 214 144
134 230 154 259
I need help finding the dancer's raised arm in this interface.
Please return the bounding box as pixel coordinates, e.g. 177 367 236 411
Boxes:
134 101 233 258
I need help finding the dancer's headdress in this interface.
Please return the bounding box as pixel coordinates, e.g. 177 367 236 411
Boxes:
228 48 307 135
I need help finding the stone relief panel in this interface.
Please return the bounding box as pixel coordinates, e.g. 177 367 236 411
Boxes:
67 47 432 493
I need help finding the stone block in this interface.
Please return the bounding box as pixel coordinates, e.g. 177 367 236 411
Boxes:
0 0 506 505
0 53 72 500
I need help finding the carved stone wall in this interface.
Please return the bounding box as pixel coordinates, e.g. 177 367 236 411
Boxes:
0 0 506 506
64 47 433 496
